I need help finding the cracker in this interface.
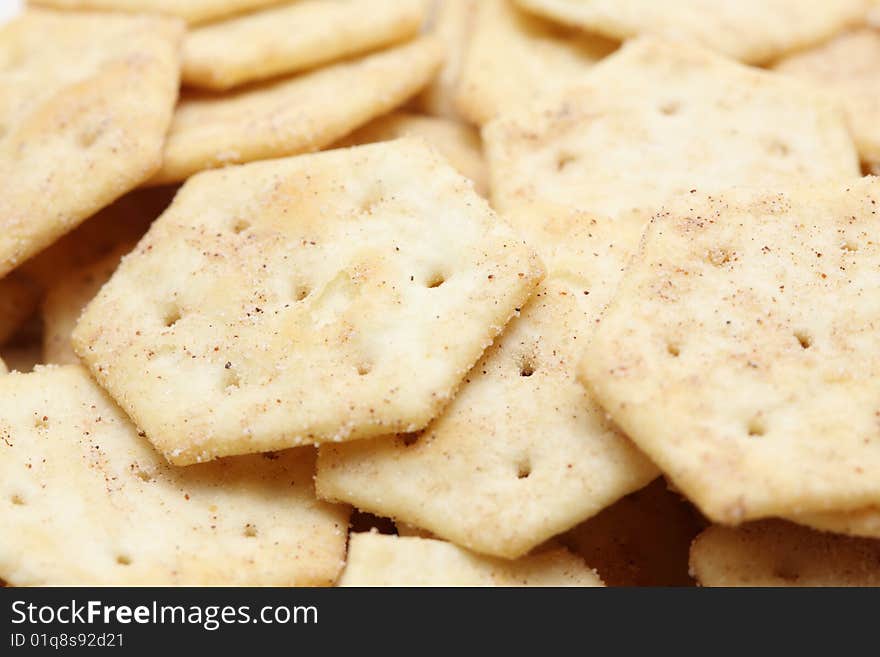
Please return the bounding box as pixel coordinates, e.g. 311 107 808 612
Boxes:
29 1 286 26
513 0 867 64
791 508 880 540
0 365 350 585
73 140 543 465
690 521 880 587
455 0 615 126
0 272 40 346
317 213 656 559
42 247 131 366
151 37 443 185
774 29 880 171
414 0 474 119
339 533 603 586
182 0 427 91
21 186 174 291
334 110 487 196
0 9 181 278
560 478 706 586
484 37 860 230
580 180 880 524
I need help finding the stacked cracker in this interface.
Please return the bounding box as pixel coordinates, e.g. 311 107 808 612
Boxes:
1 0 880 587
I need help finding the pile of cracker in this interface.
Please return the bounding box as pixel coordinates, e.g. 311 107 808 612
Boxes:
2 0 880 587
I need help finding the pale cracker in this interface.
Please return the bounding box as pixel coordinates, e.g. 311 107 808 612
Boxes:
484 37 860 230
580 180 880 524
334 110 487 196
339 533 603 587
690 521 880 587
182 0 427 91
414 0 474 119
21 186 175 291
513 0 868 64
0 272 40 346
0 356 7 375
774 29 880 171
317 213 656 559
42 247 131 366
791 508 880 540
560 478 706 586
455 0 615 126
151 37 443 185
0 365 350 585
74 140 544 465
29 0 287 26
0 9 181 278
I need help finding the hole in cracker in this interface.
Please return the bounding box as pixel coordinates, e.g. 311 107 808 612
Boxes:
519 356 536 377
10 494 25 506
659 100 680 116
78 122 106 149
293 284 311 302
243 524 258 538
747 418 766 437
222 363 241 389
33 414 49 429
359 187 385 214
163 305 182 328
400 431 422 447
842 240 858 253
425 272 446 289
232 219 251 234
707 248 731 266
768 140 791 157
555 152 578 171
116 555 132 566
516 460 532 479
794 332 812 350
667 343 680 357
356 362 372 377
135 469 152 483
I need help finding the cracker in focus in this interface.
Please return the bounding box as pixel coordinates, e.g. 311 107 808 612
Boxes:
74 140 543 465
